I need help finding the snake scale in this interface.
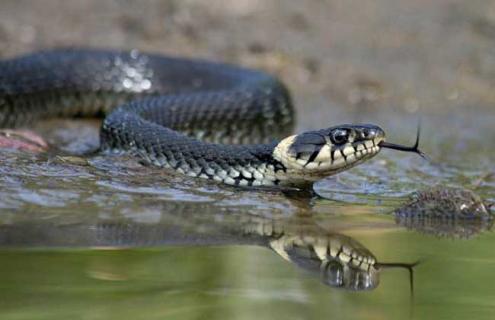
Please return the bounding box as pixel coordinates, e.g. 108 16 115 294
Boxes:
0 48 397 187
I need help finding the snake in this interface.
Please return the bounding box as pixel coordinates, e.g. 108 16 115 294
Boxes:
0 48 418 187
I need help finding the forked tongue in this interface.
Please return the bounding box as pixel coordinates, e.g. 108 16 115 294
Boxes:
378 125 428 160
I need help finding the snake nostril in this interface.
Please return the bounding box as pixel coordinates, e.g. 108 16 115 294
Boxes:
362 128 377 140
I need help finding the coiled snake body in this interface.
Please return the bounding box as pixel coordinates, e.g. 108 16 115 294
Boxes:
0 49 386 186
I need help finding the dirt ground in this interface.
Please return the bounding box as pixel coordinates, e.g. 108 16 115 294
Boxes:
1 0 494 129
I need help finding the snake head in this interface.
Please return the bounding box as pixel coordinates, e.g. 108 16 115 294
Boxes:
273 124 385 183
270 232 380 291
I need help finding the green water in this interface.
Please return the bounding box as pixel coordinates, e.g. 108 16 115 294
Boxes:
0 231 494 320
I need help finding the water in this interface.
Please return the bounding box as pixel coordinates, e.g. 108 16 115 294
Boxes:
0 218 494 320
0 104 494 319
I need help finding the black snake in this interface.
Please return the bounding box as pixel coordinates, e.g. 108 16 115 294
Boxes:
0 48 415 187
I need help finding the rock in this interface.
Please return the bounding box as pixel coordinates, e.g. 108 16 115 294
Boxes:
394 187 493 238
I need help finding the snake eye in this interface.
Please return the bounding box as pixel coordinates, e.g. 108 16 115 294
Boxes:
323 260 344 287
330 129 349 145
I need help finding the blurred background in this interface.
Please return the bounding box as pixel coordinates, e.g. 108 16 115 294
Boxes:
2 0 495 116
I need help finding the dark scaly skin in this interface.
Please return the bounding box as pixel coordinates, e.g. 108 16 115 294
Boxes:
0 49 294 185
0 49 293 136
